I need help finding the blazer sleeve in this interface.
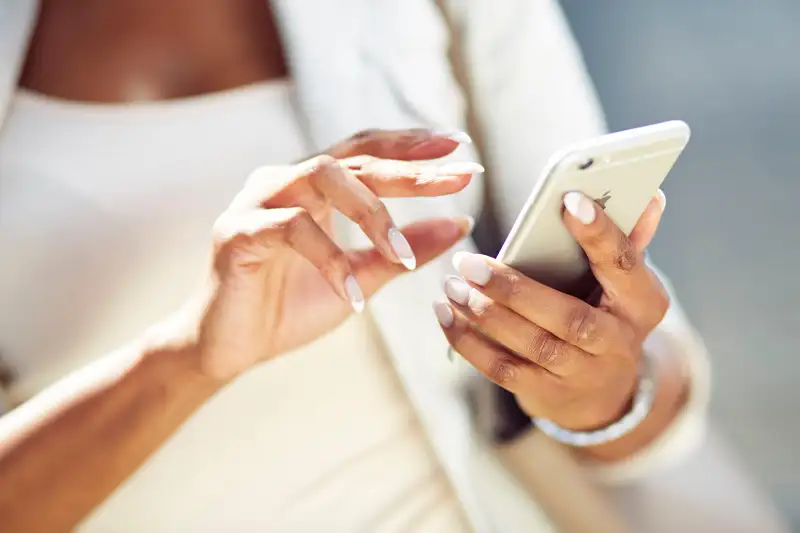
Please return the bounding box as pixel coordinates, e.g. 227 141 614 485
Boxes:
438 0 711 483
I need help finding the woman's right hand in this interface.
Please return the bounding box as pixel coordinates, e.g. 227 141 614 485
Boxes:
193 129 481 381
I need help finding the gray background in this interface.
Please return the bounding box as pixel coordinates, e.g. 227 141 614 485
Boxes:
560 0 800 526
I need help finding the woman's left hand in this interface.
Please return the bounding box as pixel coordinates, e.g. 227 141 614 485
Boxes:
435 190 677 439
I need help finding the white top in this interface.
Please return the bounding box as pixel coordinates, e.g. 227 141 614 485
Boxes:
0 82 470 532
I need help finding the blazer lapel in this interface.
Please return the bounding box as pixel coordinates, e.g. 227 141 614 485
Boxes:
0 0 40 127
270 2 497 531
0 2 557 530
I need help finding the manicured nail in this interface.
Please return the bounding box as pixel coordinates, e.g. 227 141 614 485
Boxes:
433 300 454 328
444 276 471 305
344 275 365 313
563 191 596 224
432 130 473 145
387 227 416 270
467 289 490 313
458 215 476 235
438 162 485 176
656 189 667 212
452 252 492 286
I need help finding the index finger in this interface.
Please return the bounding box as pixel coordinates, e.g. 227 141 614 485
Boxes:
238 157 484 214
451 252 630 357
326 128 472 161
258 156 480 269
345 157 484 197
561 191 666 328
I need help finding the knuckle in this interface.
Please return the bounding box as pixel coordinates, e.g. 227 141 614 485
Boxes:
565 306 600 346
327 247 349 271
496 271 525 303
212 224 265 273
612 236 639 272
487 356 521 388
353 200 388 227
226 233 259 257
307 154 339 174
467 291 493 317
350 128 380 142
317 249 348 281
280 208 314 245
526 333 564 367
212 213 257 250
522 329 544 359
211 213 232 243
230 166 286 210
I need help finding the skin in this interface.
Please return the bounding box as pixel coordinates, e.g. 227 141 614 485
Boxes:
1 1 689 530
0 130 479 532
438 193 689 462
21 0 289 101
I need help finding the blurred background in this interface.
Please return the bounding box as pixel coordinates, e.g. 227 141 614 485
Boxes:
560 0 800 527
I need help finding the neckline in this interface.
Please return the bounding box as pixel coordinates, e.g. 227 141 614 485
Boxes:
15 78 294 113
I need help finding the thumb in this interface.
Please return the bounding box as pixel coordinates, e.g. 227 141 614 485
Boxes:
629 190 666 251
350 216 474 296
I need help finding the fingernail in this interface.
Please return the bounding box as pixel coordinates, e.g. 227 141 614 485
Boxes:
433 300 454 327
438 162 485 176
467 289 489 313
452 251 492 286
656 189 667 212
432 130 473 145
344 275 365 313
388 227 416 270
456 215 475 235
444 276 471 305
563 191 596 224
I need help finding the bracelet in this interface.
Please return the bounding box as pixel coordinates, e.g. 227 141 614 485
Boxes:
533 352 657 447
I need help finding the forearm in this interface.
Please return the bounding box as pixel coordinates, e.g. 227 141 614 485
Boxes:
0 339 221 532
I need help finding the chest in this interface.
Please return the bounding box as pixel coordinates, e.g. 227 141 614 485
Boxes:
0 80 310 398
19 0 288 102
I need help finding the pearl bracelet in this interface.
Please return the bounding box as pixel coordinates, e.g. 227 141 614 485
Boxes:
533 352 657 447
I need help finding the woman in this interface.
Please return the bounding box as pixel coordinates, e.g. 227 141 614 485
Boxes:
0 1 717 531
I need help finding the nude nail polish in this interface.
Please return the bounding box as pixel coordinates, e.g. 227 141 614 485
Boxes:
656 189 667 211
563 191 596 224
452 252 492 286
433 301 454 328
438 162 485 176
432 130 473 145
344 275 365 313
444 276 471 305
467 289 490 313
388 227 416 270
459 216 476 235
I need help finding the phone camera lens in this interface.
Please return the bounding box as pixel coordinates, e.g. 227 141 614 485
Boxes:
578 158 594 170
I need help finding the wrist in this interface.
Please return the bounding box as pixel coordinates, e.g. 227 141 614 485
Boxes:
137 339 225 414
573 349 689 463
138 297 229 390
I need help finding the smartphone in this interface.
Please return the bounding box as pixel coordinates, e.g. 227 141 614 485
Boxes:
496 120 690 301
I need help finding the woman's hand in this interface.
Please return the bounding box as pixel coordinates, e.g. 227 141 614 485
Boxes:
435 191 686 457
195 129 480 381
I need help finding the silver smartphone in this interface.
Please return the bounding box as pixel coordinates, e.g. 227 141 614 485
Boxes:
496 120 691 301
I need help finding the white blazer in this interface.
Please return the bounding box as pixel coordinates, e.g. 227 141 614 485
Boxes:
0 1 712 531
